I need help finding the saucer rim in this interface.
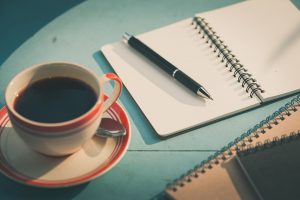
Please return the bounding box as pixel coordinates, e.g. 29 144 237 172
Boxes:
0 101 131 188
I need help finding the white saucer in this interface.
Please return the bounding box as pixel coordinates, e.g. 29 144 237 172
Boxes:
0 102 131 188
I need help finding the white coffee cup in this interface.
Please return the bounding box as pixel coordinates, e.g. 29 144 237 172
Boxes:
5 62 122 156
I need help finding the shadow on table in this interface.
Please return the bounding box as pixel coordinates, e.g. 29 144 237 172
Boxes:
150 191 172 200
93 51 162 145
0 0 85 66
0 175 88 200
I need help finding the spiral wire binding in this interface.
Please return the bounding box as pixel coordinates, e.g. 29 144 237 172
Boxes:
191 17 264 101
166 94 300 192
237 130 300 156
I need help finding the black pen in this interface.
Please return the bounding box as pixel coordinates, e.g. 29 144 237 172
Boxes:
122 32 213 100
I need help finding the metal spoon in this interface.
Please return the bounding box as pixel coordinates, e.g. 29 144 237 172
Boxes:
96 118 126 138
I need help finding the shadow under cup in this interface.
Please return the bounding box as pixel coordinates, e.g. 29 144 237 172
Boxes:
5 62 106 157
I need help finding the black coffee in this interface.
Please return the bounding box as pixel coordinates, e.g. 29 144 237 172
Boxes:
14 77 97 123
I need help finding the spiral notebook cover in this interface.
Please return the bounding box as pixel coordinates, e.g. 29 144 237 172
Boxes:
165 94 300 200
101 0 300 137
236 132 300 200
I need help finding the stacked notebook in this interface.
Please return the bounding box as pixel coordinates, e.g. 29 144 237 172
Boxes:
236 131 300 200
165 94 300 200
102 0 300 137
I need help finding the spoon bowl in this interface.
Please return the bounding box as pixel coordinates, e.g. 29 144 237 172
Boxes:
96 118 126 137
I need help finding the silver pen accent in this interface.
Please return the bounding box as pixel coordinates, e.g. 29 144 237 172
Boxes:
197 86 213 100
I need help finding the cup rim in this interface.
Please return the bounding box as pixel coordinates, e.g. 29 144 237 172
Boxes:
5 61 104 132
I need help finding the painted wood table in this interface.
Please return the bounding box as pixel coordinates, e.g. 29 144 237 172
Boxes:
0 0 299 199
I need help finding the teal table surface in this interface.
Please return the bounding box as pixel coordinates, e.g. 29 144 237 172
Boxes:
0 0 299 199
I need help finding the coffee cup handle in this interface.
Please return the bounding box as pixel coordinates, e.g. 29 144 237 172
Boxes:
99 73 123 113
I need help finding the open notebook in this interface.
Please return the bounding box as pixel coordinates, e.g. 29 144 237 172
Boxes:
165 94 300 200
101 0 300 137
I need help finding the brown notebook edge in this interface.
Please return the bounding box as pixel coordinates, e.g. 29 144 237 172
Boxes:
165 94 300 200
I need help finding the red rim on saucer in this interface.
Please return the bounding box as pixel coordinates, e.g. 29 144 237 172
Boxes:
0 101 130 188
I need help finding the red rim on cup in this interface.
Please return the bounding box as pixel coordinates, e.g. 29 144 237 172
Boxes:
5 62 123 134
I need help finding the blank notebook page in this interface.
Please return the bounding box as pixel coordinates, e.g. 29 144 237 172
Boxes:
102 0 300 136
200 0 300 101
102 18 258 136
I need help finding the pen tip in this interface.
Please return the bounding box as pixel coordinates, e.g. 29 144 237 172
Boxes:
198 87 213 100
